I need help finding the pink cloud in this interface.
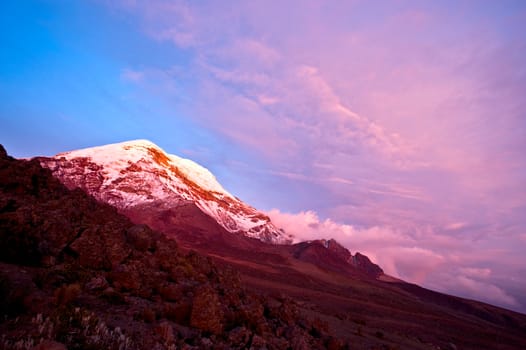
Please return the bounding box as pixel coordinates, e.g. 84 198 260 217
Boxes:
444 222 469 231
221 39 281 67
430 274 520 309
457 277 518 307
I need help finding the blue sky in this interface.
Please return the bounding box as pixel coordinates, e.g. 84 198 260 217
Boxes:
1 0 526 313
2 1 188 151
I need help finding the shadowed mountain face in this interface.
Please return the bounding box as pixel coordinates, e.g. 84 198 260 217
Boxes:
2 143 526 349
291 239 383 278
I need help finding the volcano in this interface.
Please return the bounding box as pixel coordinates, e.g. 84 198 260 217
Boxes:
38 139 292 244
37 140 382 278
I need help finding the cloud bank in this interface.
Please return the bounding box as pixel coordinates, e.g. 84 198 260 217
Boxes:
267 208 520 310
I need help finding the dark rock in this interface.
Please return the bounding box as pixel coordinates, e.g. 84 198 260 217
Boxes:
0 263 39 316
267 337 289 349
351 252 383 277
126 224 154 252
326 336 344 350
291 334 311 350
0 144 7 159
85 275 109 291
70 226 131 270
141 307 156 323
228 326 251 346
100 287 126 304
160 282 184 301
190 284 224 334
54 283 81 305
250 334 267 349
109 265 140 292
155 321 175 343
172 323 199 340
170 299 192 325
239 300 265 330
200 337 213 348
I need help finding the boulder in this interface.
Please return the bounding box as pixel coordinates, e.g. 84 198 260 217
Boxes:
85 275 109 291
228 326 251 346
190 285 223 334
126 224 153 252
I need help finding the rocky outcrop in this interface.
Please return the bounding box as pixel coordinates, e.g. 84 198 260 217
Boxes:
292 239 383 278
189 284 224 334
350 252 383 278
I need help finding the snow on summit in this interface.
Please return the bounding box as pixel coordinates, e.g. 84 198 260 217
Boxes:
57 139 233 198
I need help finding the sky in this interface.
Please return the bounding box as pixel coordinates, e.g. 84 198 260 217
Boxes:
1 0 526 313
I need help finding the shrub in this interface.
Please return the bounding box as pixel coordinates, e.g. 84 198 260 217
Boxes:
1 307 135 350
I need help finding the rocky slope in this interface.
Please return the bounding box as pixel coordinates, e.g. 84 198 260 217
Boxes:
291 239 383 278
37 140 292 244
0 144 342 349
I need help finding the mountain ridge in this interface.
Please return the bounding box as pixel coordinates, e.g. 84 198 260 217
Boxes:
38 140 384 278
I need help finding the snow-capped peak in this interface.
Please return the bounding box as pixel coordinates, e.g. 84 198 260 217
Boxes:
58 139 233 198
41 140 292 244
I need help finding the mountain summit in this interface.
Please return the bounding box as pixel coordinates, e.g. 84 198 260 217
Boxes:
38 140 292 244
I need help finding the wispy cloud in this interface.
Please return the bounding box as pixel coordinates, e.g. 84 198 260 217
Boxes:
121 68 144 82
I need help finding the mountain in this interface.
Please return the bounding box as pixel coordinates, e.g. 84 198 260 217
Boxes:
37 140 385 280
38 140 292 244
0 144 337 349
